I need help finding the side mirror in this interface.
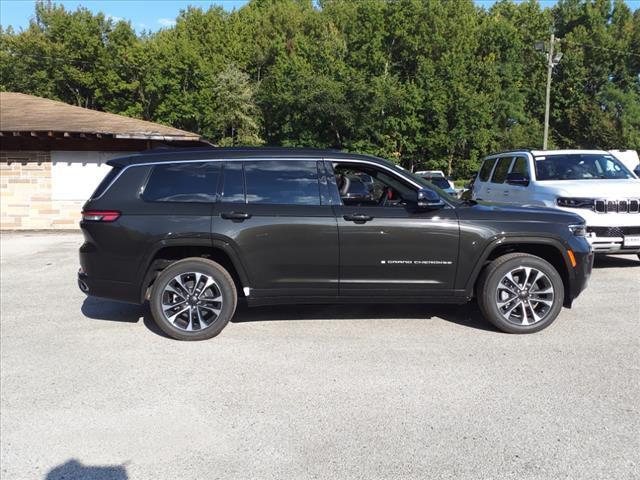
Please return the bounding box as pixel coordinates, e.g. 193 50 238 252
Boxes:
416 188 445 210
506 172 530 186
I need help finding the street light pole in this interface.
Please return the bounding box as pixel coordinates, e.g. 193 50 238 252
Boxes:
543 32 555 150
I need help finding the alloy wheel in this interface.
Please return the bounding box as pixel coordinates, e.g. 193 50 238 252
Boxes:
161 272 223 331
495 266 555 326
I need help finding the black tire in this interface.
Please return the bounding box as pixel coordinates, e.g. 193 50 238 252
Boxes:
150 257 237 341
476 253 564 334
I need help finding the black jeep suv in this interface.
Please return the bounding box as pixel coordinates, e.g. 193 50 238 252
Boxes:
79 148 593 340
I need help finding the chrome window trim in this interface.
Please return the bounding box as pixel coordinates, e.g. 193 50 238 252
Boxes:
92 155 454 208
92 157 323 201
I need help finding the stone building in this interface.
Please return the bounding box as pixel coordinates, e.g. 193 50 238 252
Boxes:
0 92 209 229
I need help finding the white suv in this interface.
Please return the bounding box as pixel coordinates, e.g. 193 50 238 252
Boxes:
473 149 640 255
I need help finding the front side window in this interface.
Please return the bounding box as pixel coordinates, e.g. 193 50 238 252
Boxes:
510 156 530 178
421 175 450 190
333 163 415 207
244 160 320 205
479 158 496 182
143 162 220 202
535 153 635 181
491 157 513 183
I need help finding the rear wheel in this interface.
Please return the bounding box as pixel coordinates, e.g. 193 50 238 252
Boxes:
150 258 237 341
477 253 564 334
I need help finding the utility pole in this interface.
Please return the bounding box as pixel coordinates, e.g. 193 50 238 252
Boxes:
536 33 562 150
543 33 554 150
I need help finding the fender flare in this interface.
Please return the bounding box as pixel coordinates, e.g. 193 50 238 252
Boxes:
462 234 573 296
136 236 252 302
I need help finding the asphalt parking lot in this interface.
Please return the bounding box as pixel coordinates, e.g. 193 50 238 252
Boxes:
1 232 638 480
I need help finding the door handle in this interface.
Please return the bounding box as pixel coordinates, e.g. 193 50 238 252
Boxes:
221 211 252 221
343 213 373 223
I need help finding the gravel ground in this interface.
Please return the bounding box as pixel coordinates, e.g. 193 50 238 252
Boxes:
1 232 638 480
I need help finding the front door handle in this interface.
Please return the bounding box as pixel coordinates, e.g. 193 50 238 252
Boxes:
221 211 252 221
343 213 373 224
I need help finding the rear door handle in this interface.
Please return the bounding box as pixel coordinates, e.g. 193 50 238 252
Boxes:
343 214 373 223
221 211 252 221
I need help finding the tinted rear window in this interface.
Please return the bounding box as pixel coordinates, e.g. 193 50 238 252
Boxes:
244 160 320 205
491 157 513 183
479 158 496 182
143 162 220 202
90 166 122 199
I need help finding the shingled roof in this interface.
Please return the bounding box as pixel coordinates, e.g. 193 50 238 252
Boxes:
0 92 204 142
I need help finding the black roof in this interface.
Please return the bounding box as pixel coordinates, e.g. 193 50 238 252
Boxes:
107 146 386 167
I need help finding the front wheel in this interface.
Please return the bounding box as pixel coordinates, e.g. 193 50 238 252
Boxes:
477 253 564 334
150 258 237 341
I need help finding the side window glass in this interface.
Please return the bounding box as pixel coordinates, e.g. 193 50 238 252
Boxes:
491 157 513 184
479 158 496 182
142 162 220 202
221 162 245 203
245 160 320 205
510 156 530 178
333 163 414 207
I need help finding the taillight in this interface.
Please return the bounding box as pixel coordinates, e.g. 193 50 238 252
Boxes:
82 210 120 222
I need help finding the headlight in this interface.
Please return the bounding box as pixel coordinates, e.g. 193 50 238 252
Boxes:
557 197 594 209
569 224 587 237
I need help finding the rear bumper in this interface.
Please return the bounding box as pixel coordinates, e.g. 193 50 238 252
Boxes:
77 269 140 304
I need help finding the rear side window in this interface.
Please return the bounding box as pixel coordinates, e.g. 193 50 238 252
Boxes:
143 162 220 202
510 156 530 178
244 160 320 205
91 166 122 199
491 157 513 183
478 158 496 182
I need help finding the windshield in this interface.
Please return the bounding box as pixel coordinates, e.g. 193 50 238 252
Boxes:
535 154 634 181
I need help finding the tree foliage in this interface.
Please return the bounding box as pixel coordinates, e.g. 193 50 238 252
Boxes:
1 0 638 177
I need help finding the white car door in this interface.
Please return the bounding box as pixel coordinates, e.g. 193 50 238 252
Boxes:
487 156 515 203
473 157 498 201
503 155 532 206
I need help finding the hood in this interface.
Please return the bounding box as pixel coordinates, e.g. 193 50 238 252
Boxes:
537 179 640 198
467 201 585 225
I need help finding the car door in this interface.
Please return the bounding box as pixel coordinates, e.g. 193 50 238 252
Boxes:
505 155 532 205
488 156 515 204
327 160 459 297
473 157 497 201
211 159 339 298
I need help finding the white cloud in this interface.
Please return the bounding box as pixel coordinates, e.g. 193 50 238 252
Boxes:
158 18 176 27
107 14 124 23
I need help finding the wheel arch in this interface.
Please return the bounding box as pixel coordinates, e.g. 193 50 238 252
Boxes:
466 237 573 306
138 238 250 303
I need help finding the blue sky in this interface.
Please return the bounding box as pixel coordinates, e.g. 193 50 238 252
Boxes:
1 0 639 32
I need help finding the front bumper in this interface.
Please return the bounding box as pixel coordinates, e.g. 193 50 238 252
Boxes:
585 227 640 254
555 207 640 254
566 245 594 306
